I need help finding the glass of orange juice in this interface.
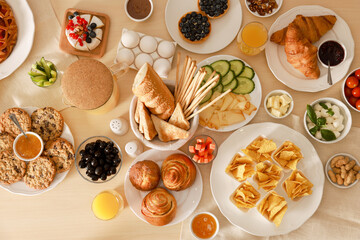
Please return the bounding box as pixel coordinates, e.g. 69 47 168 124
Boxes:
92 190 124 220
237 22 268 56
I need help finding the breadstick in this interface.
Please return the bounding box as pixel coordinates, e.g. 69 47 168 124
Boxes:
184 81 217 116
176 56 190 101
195 72 218 98
179 62 196 107
184 70 206 109
174 52 181 100
177 59 193 103
186 89 232 120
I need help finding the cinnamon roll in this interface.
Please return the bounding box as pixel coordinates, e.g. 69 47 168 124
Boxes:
129 160 160 191
141 187 177 226
161 153 196 191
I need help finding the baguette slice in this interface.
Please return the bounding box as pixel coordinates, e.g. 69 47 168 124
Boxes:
151 115 189 142
135 99 141 124
133 63 175 120
138 101 157 141
168 103 190 130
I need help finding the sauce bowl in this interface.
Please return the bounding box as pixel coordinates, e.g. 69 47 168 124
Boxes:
13 132 43 161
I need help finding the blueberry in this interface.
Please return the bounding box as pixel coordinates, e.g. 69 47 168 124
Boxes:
190 36 195 41
186 14 191 19
191 12 197 17
73 11 79 16
68 15 74 20
90 23 97 29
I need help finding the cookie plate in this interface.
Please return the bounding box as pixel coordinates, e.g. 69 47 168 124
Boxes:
0 107 75 196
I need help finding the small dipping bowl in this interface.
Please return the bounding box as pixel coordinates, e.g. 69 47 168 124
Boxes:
325 153 359 189
125 0 153 22
264 89 293 119
190 212 219 240
317 40 346 68
13 132 43 161
187 135 218 165
341 68 360 113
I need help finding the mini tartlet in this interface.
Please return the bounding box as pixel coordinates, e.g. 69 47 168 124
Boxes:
198 0 229 19
178 11 211 44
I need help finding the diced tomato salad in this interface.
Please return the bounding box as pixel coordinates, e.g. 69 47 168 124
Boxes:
189 136 216 163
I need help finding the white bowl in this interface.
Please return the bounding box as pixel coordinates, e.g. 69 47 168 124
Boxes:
325 153 359 188
303 97 352 144
13 132 43 161
190 212 219 240
264 89 293 119
317 39 347 68
244 0 283 18
124 0 153 22
129 79 199 151
341 68 360 113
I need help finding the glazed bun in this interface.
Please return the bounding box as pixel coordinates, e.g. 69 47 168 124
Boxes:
129 160 160 191
161 154 196 191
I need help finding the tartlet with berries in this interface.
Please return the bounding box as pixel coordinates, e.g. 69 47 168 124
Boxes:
178 11 211 44
198 0 229 19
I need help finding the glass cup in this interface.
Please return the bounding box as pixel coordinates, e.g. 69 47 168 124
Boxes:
92 190 124 220
237 22 268 56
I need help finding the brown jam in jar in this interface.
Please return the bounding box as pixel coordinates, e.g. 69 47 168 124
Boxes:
318 40 345 67
126 0 151 20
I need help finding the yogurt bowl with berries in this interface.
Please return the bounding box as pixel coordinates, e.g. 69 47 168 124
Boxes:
304 98 352 144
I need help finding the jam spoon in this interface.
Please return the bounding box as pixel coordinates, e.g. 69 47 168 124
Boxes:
327 60 333 85
9 114 28 138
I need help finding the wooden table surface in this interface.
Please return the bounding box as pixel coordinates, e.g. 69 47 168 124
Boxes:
1 0 359 239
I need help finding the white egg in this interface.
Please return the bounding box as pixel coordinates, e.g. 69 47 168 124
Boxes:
321 108 329 117
315 110 322 118
116 48 135 66
157 41 175 58
307 122 316 129
139 36 157 53
135 53 153 69
121 30 140 48
306 116 311 123
326 117 334 124
153 58 171 77
315 131 322 140
334 131 341 138
314 103 322 111
337 124 345 132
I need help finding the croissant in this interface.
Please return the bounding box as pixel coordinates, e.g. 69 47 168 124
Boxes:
284 23 320 79
271 15 337 45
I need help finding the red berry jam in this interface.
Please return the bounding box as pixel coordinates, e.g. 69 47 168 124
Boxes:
318 40 345 67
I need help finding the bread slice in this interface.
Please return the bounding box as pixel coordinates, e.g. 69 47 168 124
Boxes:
135 99 141 124
151 115 189 142
168 103 190 130
138 101 157 140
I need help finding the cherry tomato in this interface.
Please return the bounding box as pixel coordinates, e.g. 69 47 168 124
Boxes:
352 87 360 98
346 76 359 88
355 69 360 79
348 96 359 107
356 99 360 110
344 86 353 97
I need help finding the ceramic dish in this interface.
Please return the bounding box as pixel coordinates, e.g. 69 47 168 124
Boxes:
303 98 352 144
325 153 359 189
341 68 360 113
210 122 324 236
187 135 218 165
264 89 293 119
0 106 74 196
244 0 283 18
196 55 261 132
190 212 219 240
13 132 44 161
165 0 242 54
316 39 347 68
124 149 203 226
0 0 35 80
265 5 354 92
129 79 199 151
124 0 153 22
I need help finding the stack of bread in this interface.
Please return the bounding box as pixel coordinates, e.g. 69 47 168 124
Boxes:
133 63 190 142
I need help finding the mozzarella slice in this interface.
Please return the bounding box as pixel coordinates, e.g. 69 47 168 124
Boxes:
85 38 101 51
94 28 103 40
90 15 104 28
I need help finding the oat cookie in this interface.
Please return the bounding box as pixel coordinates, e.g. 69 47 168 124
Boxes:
0 132 14 152
31 107 64 142
45 138 74 173
0 108 31 138
0 150 26 184
24 156 56 189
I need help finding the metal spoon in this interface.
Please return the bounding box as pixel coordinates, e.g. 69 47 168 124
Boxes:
9 114 28 138
327 59 333 85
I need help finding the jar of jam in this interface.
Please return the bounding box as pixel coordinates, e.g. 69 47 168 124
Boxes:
318 40 346 67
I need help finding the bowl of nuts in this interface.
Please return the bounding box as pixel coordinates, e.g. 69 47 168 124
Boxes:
245 0 283 18
325 153 360 188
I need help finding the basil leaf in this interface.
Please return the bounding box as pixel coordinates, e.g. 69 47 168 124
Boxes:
327 109 334 116
306 104 317 124
309 126 319 136
317 117 326 126
321 129 336 141
319 102 328 109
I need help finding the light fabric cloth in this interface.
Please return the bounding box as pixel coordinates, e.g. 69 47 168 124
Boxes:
180 109 360 239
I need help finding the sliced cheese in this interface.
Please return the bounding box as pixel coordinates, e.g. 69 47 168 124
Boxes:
220 95 234 111
80 14 91 23
90 15 104 28
85 38 101 51
94 28 103 40
280 94 292 105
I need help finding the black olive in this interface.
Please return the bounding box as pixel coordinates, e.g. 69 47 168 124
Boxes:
79 150 85 156
101 173 107 181
99 141 106 149
85 144 91 152
107 170 112 176
104 164 111 171
95 166 103 176
91 175 99 181
191 12 197 17
113 147 119 154
73 11 79 16
104 146 112 154
89 149 95 154
99 158 105 166
113 159 120 167
94 151 101 158
91 158 98 167
110 167 117 174
79 160 87 168
87 162 92 169
107 141 114 147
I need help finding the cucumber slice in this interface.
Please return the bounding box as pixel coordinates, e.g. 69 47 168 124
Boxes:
221 70 235 86
200 89 213 104
239 66 255 79
40 57 51 78
230 60 245 76
232 77 255 94
213 84 223 93
210 60 230 77
202 65 213 81
223 79 238 92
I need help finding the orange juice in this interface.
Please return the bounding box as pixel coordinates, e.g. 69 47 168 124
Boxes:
237 22 268 56
92 191 124 220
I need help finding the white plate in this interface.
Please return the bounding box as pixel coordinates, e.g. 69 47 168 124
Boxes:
244 0 283 18
210 122 324 236
124 149 203 226
197 55 262 132
0 0 35 80
265 5 354 92
0 107 74 196
165 0 242 54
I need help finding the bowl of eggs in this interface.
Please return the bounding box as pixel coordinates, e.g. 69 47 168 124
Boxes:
304 98 352 144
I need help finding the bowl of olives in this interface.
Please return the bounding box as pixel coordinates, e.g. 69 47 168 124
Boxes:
75 136 122 183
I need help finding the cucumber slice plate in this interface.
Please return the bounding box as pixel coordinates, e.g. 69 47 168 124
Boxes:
232 77 255 94
229 60 245 76
210 60 230 77
239 66 255 79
